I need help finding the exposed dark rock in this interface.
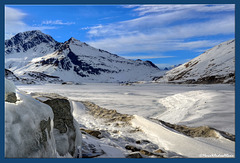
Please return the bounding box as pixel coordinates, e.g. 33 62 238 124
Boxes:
126 152 143 158
81 101 133 123
40 117 51 143
43 98 76 156
152 76 163 81
168 68 193 81
125 145 141 152
154 149 165 154
5 69 19 81
195 74 235 84
139 149 164 158
5 30 60 54
151 118 235 141
136 140 151 144
5 92 17 103
144 60 160 70
44 99 74 133
81 128 103 139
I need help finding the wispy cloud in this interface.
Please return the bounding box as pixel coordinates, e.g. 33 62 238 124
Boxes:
87 4 234 55
127 4 235 16
42 20 75 25
5 7 56 39
121 55 175 60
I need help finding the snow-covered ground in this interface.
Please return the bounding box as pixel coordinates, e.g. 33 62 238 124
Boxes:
157 39 235 84
17 83 235 157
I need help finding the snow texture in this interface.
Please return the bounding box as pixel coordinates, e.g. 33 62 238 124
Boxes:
157 39 235 83
17 83 235 158
5 80 57 158
5 79 83 158
5 30 161 83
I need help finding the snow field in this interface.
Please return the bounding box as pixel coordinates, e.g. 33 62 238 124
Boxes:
17 83 235 158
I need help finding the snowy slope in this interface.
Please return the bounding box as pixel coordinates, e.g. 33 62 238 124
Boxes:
156 39 235 84
5 30 160 83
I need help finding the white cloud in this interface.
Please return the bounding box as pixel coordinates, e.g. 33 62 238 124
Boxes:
5 7 28 39
5 6 57 39
42 20 75 25
127 4 234 16
87 4 234 55
121 55 175 60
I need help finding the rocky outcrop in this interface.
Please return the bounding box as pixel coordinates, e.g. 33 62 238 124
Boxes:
81 101 133 123
80 128 103 139
5 92 17 103
151 118 235 141
126 152 143 158
32 93 82 157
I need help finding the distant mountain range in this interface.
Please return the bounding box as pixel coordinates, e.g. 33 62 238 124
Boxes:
5 30 161 84
154 39 235 84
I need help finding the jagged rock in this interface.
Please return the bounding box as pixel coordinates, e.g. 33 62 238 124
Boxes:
151 118 235 141
5 92 17 103
44 99 75 133
154 149 165 154
139 149 164 158
43 98 78 156
81 101 133 123
40 118 51 143
80 128 103 139
126 152 143 158
5 30 160 84
125 145 141 152
136 140 151 144
82 142 105 158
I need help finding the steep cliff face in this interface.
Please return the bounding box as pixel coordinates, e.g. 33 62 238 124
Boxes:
5 30 160 83
155 39 235 84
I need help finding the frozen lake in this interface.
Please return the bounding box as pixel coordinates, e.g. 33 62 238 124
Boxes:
17 83 235 134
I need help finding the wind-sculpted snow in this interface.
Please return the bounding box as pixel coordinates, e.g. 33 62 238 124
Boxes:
5 80 82 158
5 79 57 158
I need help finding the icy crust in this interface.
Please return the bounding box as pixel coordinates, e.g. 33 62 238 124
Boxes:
158 39 235 84
5 80 57 157
5 80 82 158
5 78 16 94
71 100 234 158
131 115 234 158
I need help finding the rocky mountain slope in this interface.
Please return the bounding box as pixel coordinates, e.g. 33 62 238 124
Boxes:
155 39 235 84
5 30 160 83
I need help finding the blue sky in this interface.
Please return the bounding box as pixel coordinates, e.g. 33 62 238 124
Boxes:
5 5 235 69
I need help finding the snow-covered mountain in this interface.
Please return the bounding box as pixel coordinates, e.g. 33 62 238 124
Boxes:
5 30 160 83
155 39 235 84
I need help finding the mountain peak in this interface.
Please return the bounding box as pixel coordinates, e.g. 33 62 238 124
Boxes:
67 37 83 44
5 30 59 54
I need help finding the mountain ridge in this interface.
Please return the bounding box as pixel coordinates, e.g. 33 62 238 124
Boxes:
5 30 161 84
154 39 235 84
